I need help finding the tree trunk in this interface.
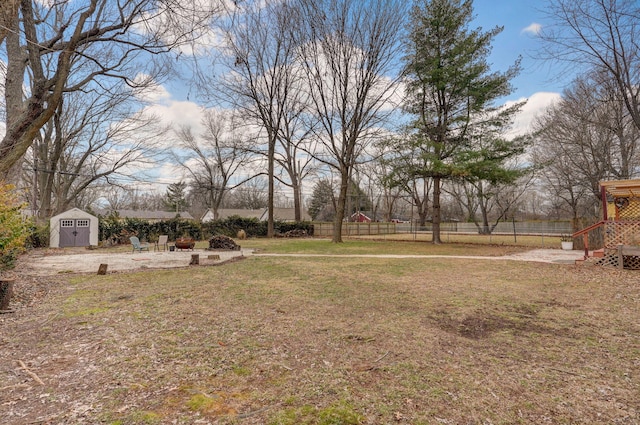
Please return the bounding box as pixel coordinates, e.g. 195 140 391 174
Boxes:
0 0 20 46
432 176 442 244
0 279 14 310
332 169 350 243
267 137 275 237
292 178 301 221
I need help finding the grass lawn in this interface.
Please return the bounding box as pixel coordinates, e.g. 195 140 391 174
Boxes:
236 235 538 255
1 238 638 424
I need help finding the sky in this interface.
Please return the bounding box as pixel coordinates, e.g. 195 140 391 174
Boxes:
157 0 572 135
1 0 578 202
473 0 570 99
107 0 577 198
466 0 572 139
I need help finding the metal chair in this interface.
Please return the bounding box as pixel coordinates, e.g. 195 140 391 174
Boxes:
155 235 169 251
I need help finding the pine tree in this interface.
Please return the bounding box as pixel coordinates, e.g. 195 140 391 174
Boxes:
164 181 189 214
308 180 336 222
402 0 525 243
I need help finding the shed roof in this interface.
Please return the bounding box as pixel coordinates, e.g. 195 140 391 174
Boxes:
50 207 98 221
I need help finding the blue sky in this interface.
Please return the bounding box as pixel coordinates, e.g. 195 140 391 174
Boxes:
472 0 572 100
163 0 572 110
141 0 573 193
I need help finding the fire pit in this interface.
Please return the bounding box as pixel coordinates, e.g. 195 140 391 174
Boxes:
175 237 195 250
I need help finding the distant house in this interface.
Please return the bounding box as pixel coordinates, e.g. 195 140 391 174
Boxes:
350 211 372 223
96 209 194 222
201 207 310 222
259 208 312 222
201 208 264 222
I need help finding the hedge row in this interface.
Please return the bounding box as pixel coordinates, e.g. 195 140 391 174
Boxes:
99 215 314 244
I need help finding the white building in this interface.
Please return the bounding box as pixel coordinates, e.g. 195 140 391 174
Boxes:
49 208 99 248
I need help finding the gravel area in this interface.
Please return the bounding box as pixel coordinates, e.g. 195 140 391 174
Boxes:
16 247 250 276
12 247 585 277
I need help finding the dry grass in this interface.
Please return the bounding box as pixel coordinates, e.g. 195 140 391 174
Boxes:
1 241 639 424
239 236 532 256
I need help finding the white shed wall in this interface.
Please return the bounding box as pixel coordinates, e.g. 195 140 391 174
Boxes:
49 208 99 248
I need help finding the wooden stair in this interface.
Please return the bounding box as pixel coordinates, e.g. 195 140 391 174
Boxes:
575 249 602 266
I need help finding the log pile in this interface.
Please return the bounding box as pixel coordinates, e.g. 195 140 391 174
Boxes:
278 229 308 238
208 235 240 250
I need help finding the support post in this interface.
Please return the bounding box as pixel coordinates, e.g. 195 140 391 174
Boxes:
617 245 624 270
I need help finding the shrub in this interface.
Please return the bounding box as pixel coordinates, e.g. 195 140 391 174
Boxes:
26 222 50 248
275 221 314 236
0 183 31 272
98 214 203 244
97 212 313 244
202 216 266 238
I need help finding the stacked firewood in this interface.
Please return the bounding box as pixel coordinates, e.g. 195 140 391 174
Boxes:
208 235 240 250
277 229 308 238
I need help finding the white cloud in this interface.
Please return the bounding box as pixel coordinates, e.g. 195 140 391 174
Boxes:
521 22 542 36
131 74 172 103
504 91 561 137
143 100 206 135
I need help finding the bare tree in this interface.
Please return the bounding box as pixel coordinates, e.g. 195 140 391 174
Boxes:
539 0 640 132
294 0 406 242
23 89 167 219
532 71 640 224
224 178 269 210
0 0 220 179
273 103 319 222
102 186 136 211
446 168 536 234
175 109 255 220
0 0 19 46
359 144 405 222
382 135 432 226
214 0 303 237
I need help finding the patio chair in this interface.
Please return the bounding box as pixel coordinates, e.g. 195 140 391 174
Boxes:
155 235 169 251
129 236 150 253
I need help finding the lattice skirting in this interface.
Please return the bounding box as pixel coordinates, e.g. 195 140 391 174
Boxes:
604 221 640 249
597 250 640 270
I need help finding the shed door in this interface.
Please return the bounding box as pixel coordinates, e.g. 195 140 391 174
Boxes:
59 219 91 247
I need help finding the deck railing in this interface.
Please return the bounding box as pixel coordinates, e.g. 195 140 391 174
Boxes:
573 220 640 258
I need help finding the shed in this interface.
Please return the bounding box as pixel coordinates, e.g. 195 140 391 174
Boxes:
50 208 99 248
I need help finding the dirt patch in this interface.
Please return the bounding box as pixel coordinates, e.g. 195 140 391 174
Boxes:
425 305 579 339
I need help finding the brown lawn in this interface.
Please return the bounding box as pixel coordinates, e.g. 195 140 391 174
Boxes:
1 241 639 424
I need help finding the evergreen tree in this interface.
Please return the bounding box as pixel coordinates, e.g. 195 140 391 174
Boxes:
346 180 374 215
402 0 525 243
164 181 189 214
308 180 337 221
